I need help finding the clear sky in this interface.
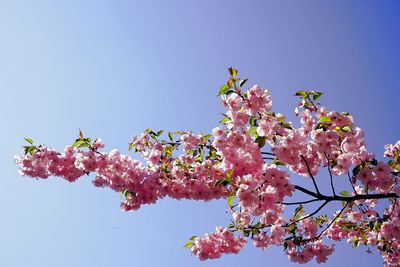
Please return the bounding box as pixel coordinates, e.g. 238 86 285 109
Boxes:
1 1 399 266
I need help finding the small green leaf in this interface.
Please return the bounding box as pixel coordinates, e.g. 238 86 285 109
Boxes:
288 224 297 234
24 138 33 144
227 195 235 207
255 136 266 148
352 164 363 176
294 204 304 217
156 130 164 137
72 139 85 148
368 159 378 166
295 90 308 98
247 127 257 135
218 84 230 95
342 126 351 132
228 67 238 78
249 117 257 127
340 191 349 196
183 241 193 248
168 132 173 142
226 169 234 179
272 158 286 166
120 189 129 199
319 116 331 123
189 235 198 241
78 142 89 148
312 92 323 101
279 122 293 130
128 143 134 150
239 79 248 88
220 116 230 124
214 178 230 187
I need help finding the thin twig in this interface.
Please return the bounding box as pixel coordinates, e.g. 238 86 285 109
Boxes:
324 152 336 196
286 201 330 226
294 185 399 202
262 157 275 160
280 199 323 205
300 155 321 195
261 152 275 156
347 172 357 195
303 202 349 243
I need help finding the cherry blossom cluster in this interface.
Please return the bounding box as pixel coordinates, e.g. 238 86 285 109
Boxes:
190 226 247 260
16 68 400 265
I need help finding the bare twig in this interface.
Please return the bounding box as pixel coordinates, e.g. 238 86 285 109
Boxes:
324 152 336 196
300 155 321 195
347 172 357 195
280 199 322 205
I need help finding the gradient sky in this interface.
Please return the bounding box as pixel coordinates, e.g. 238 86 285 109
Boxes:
1 1 400 266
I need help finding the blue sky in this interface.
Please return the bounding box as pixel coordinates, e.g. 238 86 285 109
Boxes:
1 1 399 266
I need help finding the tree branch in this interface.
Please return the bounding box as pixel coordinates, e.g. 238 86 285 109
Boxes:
324 152 336 196
294 185 399 202
300 155 321 195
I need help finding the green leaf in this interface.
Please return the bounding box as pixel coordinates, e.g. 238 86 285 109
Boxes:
239 79 248 88
255 136 266 148
228 67 238 78
189 235 198 241
218 84 230 95
294 204 304 217
183 241 193 248
272 158 286 166
319 116 331 123
72 139 85 148
247 127 257 135
24 138 33 144
395 164 400 171
295 90 308 98
340 191 349 196
168 132 173 142
220 116 229 124
78 142 89 148
312 92 323 101
214 178 230 187
249 117 257 126
156 130 164 137
128 142 134 150
288 224 297 234
279 122 293 130
342 125 351 132
352 164 363 176
226 169 234 179
368 159 378 166
120 189 129 199
227 195 235 207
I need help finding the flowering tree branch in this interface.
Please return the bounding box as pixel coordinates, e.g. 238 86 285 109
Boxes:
15 68 400 265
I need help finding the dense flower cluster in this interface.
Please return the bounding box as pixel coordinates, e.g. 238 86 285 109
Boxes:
16 69 400 265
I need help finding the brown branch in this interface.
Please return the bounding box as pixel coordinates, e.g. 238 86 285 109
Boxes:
294 185 399 202
347 172 357 195
286 201 330 226
324 152 336 196
280 199 323 205
301 202 349 243
300 155 321 195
